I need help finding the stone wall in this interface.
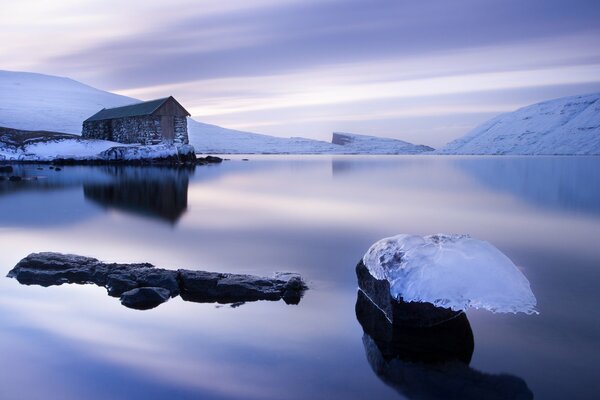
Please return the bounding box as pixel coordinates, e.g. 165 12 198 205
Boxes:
82 120 110 140
111 116 162 144
82 116 187 145
174 116 189 144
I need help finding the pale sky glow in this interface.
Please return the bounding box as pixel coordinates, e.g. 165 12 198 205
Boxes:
2 0 600 146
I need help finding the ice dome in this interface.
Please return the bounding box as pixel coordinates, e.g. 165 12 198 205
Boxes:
363 234 537 314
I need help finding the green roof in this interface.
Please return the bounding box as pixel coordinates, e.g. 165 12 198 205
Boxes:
84 97 188 122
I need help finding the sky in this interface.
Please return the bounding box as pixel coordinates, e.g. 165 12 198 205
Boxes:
1 0 600 147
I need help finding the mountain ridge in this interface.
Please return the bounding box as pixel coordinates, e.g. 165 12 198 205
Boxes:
438 93 600 155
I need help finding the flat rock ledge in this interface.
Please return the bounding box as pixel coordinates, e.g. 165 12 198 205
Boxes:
356 260 461 327
7 252 307 310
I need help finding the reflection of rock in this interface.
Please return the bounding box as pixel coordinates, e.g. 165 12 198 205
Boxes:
356 290 533 399
7 252 307 310
356 290 473 364
356 260 460 327
83 166 192 223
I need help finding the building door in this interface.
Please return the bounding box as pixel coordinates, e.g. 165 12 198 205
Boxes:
161 116 175 142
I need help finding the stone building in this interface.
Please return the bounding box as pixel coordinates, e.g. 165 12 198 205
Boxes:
82 96 190 145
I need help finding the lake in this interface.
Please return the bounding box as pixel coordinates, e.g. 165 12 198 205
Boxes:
0 155 599 399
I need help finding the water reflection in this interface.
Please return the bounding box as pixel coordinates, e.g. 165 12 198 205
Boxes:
355 290 533 399
456 156 600 215
83 166 193 223
331 156 600 215
0 165 193 224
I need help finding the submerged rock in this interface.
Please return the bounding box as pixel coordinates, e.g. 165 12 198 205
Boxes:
356 290 533 400
8 252 307 310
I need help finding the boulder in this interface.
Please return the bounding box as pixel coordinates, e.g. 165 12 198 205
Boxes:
0 165 13 173
356 260 460 327
120 287 172 310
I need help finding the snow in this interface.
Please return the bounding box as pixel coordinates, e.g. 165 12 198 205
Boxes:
439 93 600 155
331 132 433 154
363 234 537 314
1 70 430 154
0 136 194 162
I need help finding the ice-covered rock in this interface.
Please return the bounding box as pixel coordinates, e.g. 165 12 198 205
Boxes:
363 234 537 314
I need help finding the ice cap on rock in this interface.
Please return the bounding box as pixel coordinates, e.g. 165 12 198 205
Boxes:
363 234 537 314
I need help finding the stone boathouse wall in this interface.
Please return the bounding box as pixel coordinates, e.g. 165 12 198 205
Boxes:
82 116 189 145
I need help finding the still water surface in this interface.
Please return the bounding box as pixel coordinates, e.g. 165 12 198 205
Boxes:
0 156 599 399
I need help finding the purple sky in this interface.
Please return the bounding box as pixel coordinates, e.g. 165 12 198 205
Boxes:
2 0 600 146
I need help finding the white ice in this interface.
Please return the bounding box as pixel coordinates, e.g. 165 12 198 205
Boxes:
363 234 537 314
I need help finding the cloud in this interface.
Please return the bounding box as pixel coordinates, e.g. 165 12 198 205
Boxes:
2 0 600 144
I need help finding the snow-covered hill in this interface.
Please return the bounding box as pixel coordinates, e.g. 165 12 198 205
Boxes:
0 70 431 154
332 132 433 154
439 93 600 155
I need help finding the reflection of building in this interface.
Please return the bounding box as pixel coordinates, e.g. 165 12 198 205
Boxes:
355 290 533 399
84 166 192 223
82 96 190 145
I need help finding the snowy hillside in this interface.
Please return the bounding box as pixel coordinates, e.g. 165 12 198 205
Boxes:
439 93 600 155
1 70 431 154
332 132 433 154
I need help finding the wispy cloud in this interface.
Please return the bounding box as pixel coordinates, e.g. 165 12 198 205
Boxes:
2 0 600 144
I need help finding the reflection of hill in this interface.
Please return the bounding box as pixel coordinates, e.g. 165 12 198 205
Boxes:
456 156 600 215
356 290 533 400
83 167 193 223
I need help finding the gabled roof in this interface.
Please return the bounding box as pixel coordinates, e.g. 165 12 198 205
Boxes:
84 96 190 122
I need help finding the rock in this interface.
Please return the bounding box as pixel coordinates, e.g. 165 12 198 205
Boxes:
54 167 62 171
0 165 13 173
120 287 172 310
356 290 533 400
178 269 306 304
196 155 223 164
356 260 460 327
8 176 22 182
8 252 308 309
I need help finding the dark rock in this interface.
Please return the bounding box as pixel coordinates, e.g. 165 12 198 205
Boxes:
241 158 249 161
356 290 533 400
0 165 13 173
54 167 62 171
196 155 223 164
120 287 172 310
8 252 307 310
356 260 460 327
178 269 306 304
0 176 5 181
105 275 138 297
8 176 22 182
356 289 473 364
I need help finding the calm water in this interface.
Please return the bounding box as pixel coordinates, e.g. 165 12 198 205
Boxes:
0 156 599 399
